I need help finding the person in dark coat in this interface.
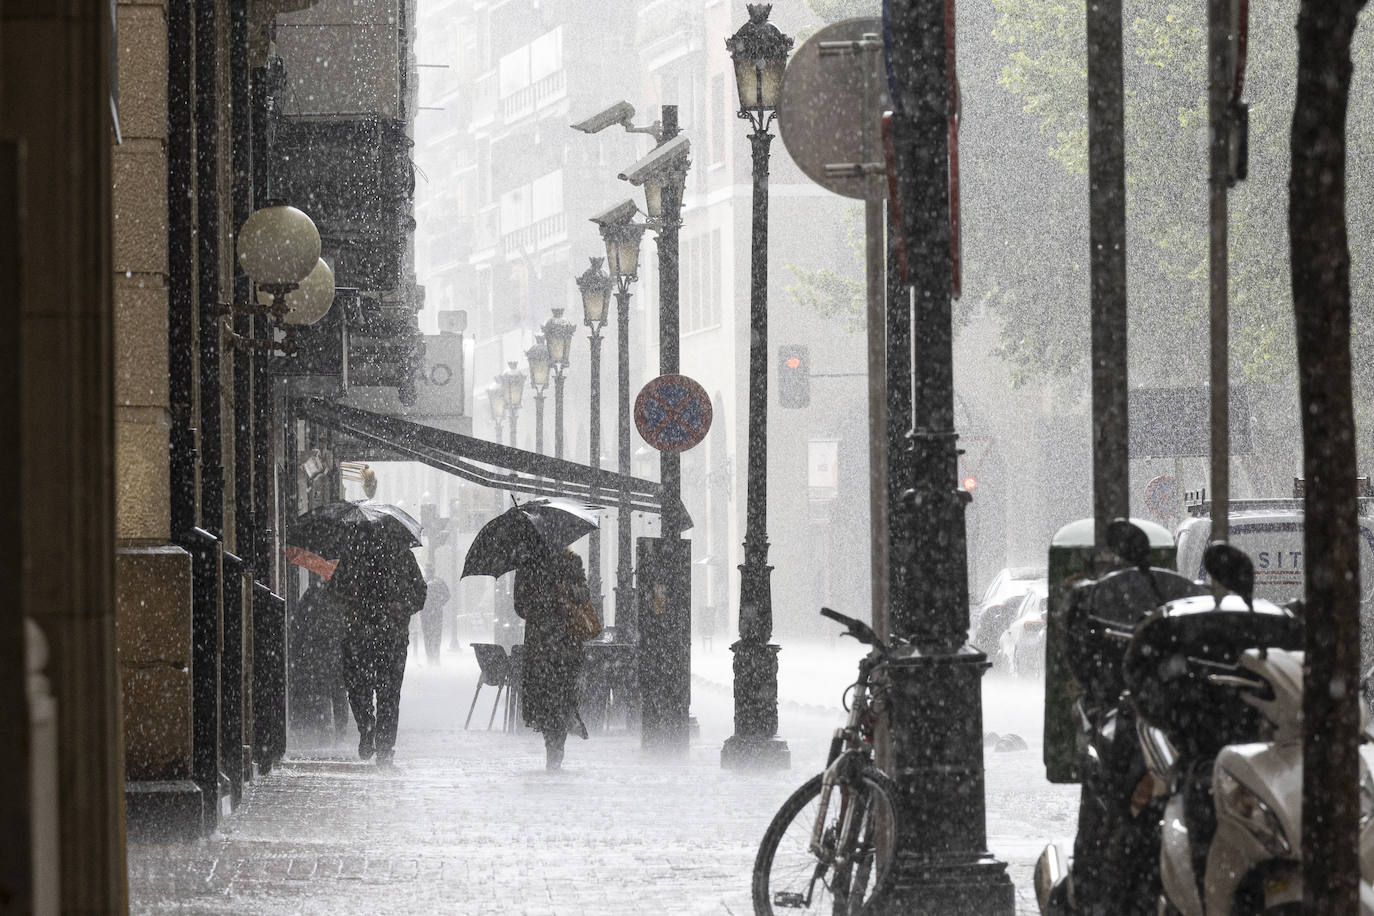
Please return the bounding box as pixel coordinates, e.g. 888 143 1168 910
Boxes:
514 545 590 769
419 568 450 665
290 578 351 743
330 528 427 766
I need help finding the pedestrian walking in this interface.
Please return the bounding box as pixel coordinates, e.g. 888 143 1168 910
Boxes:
515 545 592 769
420 568 450 665
330 527 427 767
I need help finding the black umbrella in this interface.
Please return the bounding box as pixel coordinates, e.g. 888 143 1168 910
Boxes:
290 500 423 558
461 497 600 579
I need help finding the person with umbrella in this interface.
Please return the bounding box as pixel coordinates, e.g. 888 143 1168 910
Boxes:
296 500 427 767
463 498 600 770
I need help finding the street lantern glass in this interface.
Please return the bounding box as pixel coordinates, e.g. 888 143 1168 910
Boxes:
601 223 645 280
486 379 506 422
542 307 577 368
500 361 526 409
643 178 664 219
236 201 321 287
576 256 612 325
725 4 794 114
526 336 551 389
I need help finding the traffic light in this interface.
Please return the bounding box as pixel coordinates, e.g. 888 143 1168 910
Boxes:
778 344 810 409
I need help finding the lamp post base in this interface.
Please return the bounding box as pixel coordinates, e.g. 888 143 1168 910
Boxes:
877 857 1015 916
878 647 1013 916
721 733 790 770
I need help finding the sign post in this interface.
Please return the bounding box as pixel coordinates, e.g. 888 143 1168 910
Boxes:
776 17 896 638
633 374 711 754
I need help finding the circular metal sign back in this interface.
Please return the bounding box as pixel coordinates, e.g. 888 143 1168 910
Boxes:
634 374 713 453
776 17 890 201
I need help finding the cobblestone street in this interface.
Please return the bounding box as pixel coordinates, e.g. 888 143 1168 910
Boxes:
128 644 1078 915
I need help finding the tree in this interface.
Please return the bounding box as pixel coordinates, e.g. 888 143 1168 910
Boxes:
1290 1 1367 909
989 1 1374 393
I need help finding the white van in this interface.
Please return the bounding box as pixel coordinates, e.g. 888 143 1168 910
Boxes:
1174 494 1374 674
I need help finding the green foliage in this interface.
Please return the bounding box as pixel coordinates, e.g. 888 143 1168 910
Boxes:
803 0 878 23
987 0 1374 389
786 203 867 333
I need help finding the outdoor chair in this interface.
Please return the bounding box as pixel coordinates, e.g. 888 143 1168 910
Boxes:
465 643 511 730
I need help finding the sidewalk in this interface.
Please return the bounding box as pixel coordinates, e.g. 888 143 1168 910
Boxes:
127 643 1076 915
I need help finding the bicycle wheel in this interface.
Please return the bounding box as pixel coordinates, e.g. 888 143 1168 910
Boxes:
752 767 900 916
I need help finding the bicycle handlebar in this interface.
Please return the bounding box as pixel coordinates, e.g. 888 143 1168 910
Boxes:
820 607 888 654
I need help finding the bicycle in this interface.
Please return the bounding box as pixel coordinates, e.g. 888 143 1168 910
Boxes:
751 607 902 916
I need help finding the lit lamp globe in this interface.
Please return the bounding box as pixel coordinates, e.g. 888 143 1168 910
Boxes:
526 335 552 390
500 361 527 409
486 379 507 423
542 308 576 369
576 257 612 327
602 222 645 281
257 257 335 326
643 178 664 220
726 4 794 114
235 201 321 290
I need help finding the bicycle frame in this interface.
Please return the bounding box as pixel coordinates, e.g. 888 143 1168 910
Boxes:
810 652 884 863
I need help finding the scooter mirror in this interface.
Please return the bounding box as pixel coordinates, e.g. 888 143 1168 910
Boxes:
1203 541 1255 606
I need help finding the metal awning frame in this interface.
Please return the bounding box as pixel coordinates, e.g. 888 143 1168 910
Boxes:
301 398 685 522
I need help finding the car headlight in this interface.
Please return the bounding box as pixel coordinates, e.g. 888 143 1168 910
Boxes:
1361 768 1374 831
1216 766 1291 857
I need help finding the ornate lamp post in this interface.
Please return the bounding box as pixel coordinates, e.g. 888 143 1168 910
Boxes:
592 201 646 640
542 307 577 460
722 2 793 770
499 361 525 448
525 336 551 455
576 257 612 618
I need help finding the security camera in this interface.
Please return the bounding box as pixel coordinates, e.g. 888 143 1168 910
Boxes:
588 199 640 228
618 135 692 186
571 101 636 134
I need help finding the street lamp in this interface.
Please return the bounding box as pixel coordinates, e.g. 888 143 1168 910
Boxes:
227 200 328 354
486 378 507 443
592 199 646 642
500 361 526 448
526 335 551 455
722 2 793 770
576 256 612 619
542 307 577 460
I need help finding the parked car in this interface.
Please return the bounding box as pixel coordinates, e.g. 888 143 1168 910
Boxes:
1175 488 1374 691
996 584 1049 678
971 565 1046 657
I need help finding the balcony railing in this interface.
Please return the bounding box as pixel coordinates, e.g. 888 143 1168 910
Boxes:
498 69 567 122
501 211 566 258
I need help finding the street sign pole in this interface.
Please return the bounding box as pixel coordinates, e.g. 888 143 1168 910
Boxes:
634 373 711 755
776 17 893 643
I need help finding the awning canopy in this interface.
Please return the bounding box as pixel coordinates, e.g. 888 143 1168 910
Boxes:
300 398 688 526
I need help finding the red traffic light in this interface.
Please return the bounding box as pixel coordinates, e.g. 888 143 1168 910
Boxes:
784 356 802 370
962 476 978 491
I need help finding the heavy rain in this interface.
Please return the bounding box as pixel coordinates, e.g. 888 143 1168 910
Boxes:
5 0 1374 913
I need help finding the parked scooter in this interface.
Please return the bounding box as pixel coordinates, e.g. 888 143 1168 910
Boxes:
1124 543 1374 914
1034 521 1206 915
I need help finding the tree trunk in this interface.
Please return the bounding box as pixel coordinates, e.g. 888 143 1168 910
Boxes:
1290 1 1366 910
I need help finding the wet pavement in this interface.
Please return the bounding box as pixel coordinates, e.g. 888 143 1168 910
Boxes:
127 643 1078 915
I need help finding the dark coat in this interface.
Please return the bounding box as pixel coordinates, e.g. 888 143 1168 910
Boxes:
330 538 426 628
515 548 588 736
